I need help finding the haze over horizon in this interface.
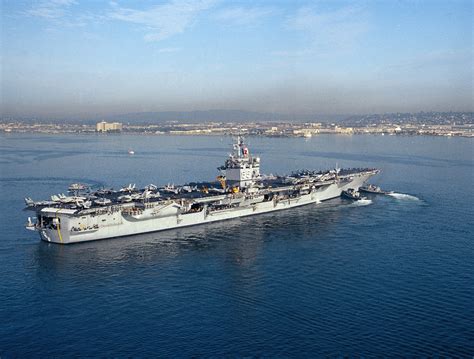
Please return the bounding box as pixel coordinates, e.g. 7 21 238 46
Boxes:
1 0 473 119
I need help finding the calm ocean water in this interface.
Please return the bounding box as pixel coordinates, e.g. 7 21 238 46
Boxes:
0 133 473 357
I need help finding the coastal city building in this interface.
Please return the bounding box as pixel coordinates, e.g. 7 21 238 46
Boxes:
96 121 123 132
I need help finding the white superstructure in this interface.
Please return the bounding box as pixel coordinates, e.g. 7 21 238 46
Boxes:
219 136 260 189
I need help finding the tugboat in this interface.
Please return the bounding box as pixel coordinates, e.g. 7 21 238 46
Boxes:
341 188 363 200
359 184 392 195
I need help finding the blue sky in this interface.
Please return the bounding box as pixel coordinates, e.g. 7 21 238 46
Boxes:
1 0 472 118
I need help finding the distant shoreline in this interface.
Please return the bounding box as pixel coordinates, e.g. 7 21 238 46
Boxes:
2 111 473 138
1 128 473 138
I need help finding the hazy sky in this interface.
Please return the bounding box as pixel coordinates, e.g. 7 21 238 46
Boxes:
1 0 473 118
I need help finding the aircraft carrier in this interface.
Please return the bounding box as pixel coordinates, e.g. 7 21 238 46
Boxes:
25 137 378 244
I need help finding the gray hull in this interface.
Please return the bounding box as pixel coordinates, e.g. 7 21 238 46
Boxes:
39 173 371 244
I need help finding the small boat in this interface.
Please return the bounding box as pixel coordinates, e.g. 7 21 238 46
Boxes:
128 149 135 155
359 184 392 195
341 188 363 200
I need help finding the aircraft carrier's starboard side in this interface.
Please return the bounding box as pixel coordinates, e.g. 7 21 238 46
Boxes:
25 137 378 244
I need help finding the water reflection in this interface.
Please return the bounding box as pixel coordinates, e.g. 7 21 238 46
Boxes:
32 199 346 275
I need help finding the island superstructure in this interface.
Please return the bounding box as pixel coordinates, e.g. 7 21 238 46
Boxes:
25 137 378 244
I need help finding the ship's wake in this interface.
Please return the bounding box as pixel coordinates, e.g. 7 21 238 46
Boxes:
351 199 372 207
387 193 420 201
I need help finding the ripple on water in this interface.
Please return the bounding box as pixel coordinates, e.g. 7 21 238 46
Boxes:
1 135 473 357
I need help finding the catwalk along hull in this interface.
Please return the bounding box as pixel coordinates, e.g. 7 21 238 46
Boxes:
39 173 371 244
